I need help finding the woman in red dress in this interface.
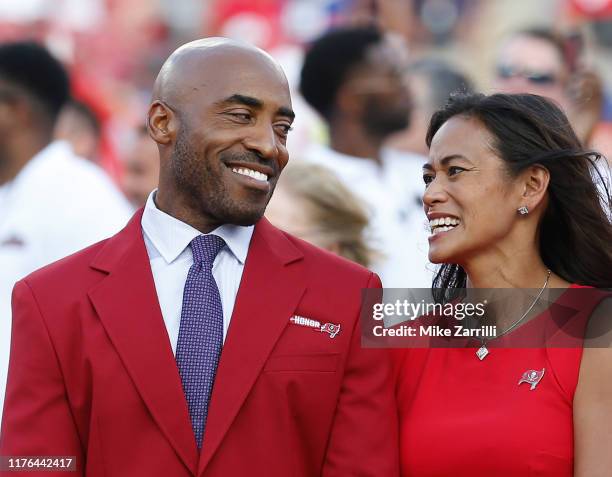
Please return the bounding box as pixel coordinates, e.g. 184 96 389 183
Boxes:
395 93 612 476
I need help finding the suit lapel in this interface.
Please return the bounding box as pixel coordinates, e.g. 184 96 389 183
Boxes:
87 211 199 475
197 218 305 475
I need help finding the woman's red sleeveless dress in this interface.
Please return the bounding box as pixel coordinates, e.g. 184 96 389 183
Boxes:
393 286 608 477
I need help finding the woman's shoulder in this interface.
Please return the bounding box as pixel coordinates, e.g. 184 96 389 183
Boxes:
556 284 610 310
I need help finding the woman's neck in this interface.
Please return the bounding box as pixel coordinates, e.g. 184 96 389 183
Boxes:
463 247 550 289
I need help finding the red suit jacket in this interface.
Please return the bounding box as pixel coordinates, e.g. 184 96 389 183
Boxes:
0 211 399 476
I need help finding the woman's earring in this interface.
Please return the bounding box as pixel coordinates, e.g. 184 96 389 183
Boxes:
518 206 529 215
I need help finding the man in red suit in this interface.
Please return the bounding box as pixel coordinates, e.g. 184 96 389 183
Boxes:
0 38 399 476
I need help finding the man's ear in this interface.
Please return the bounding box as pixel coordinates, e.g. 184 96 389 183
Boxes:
147 100 178 145
520 164 550 211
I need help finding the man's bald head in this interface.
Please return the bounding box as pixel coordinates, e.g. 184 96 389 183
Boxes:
148 37 295 233
152 37 287 110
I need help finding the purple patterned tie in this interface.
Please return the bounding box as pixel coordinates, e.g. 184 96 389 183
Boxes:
175 234 225 449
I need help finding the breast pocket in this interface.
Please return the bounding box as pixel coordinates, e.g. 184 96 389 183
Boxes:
263 353 340 373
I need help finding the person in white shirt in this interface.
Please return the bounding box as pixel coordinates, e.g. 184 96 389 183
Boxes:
0 41 132 424
299 26 433 288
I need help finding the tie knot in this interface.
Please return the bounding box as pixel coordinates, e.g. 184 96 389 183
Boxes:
191 234 226 267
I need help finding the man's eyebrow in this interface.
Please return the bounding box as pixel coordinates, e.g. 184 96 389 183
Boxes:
423 154 469 171
278 106 295 121
217 94 263 109
217 94 295 121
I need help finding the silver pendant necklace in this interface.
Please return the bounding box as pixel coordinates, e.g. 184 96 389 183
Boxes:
476 269 551 361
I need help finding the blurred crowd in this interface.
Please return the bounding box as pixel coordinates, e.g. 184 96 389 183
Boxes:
1 0 612 418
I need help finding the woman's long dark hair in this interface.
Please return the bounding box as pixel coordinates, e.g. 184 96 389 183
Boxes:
425 93 612 300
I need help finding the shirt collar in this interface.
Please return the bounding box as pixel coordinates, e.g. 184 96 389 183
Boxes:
141 190 254 265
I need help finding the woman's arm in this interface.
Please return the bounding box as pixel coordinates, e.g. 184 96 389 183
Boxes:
574 298 612 477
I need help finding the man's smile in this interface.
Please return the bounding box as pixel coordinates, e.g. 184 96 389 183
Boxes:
225 162 273 193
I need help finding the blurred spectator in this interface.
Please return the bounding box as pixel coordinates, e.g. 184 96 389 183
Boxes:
300 26 410 161
0 41 132 423
121 124 159 208
388 58 474 156
266 160 376 268
494 27 573 107
492 26 603 145
54 98 102 163
300 25 433 287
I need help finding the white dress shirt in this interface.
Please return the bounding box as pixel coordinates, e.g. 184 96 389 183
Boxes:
141 191 254 354
0 140 133 425
303 143 434 288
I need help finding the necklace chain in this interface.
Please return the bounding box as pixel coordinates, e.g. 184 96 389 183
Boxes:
476 269 551 360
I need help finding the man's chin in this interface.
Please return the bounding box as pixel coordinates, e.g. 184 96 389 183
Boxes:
222 208 266 227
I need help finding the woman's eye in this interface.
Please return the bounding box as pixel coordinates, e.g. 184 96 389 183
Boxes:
423 174 434 185
448 166 466 176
